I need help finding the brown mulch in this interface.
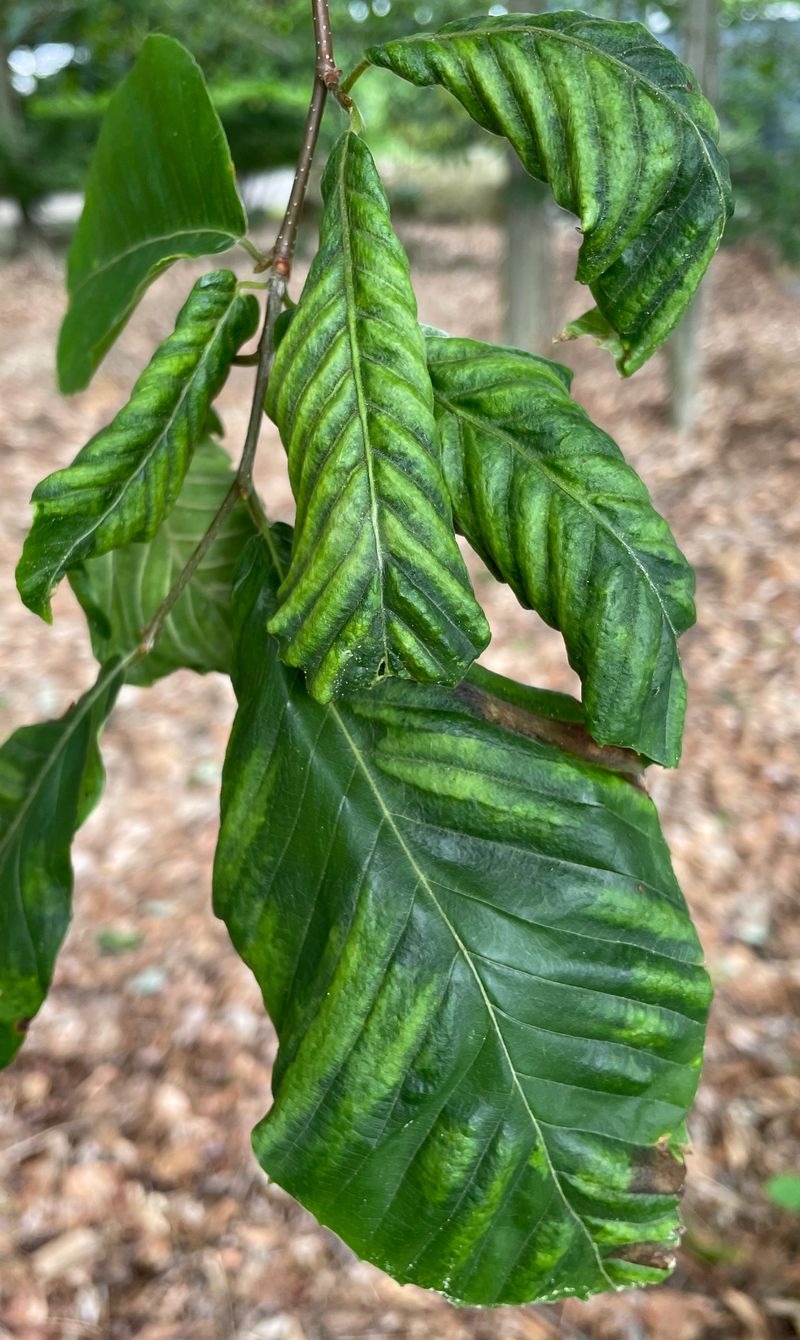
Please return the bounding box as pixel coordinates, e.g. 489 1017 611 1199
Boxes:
0 225 798 1339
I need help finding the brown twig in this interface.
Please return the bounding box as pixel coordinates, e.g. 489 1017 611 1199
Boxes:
138 0 337 654
137 476 241 653
272 0 351 277
236 271 286 492
271 75 328 277
313 0 354 109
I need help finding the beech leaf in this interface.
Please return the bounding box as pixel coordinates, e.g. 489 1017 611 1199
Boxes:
18 271 258 622
265 130 489 703
70 436 255 685
0 662 125 1067
57 34 248 392
213 534 711 1306
366 13 733 373
426 330 695 766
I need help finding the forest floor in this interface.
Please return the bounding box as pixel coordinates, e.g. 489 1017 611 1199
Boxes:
0 224 799 1340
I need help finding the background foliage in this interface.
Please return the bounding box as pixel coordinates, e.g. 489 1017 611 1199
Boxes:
2 0 798 264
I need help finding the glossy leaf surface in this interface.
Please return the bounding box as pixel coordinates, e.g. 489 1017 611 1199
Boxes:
58 35 248 393
265 130 488 702
0 662 124 1068
366 13 732 373
18 271 258 622
426 332 695 766
213 533 711 1306
70 437 255 686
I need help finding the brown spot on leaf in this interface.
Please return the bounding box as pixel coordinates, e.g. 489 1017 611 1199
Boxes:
613 1242 676 1271
631 1140 686 1196
456 683 647 789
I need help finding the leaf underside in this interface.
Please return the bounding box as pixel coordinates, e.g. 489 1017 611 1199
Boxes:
367 12 733 373
58 34 248 393
426 331 695 766
213 533 711 1307
18 271 258 622
0 662 124 1068
70 436 255 686
265 130 489 703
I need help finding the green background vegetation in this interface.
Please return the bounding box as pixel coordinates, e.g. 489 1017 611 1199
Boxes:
2 0 799 263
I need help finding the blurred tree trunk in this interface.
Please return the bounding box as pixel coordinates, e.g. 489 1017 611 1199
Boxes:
668 0 719 433
0 47 24 158
0 44 30 242
503 0 553 354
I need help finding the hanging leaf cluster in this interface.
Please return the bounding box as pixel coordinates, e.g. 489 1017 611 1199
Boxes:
1 14 731 1309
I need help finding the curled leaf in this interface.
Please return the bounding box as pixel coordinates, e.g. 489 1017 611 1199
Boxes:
426 331 695 766
367 13 733 372
265 130 489 703
18 271 258 621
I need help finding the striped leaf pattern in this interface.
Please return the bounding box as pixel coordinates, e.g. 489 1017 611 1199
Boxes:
265 130 489 703
427 332 695 766
70 437 255 686
0 661 125 1068
213 534 711 1306
17 271 258 622
366 13 733 373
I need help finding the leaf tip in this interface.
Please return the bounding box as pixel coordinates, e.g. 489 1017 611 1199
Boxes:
15 561 54 625
559 308 627 370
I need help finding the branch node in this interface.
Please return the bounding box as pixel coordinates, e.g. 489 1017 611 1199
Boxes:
318 61 341 87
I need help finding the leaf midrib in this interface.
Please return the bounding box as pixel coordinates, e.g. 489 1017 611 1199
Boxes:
375 19 729 229
256 517 613 1277
331 704 615 1291
0 658 129 868
69 226 242 300
433 386 680 641
44 291 241 585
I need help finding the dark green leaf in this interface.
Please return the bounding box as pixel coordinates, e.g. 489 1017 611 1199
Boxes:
0 661 125 1068
58 34 249 393
426 331 695 766
265 130 489 703
366 13 733 373
18 271 258 622
213 533 711 1306
70 436 255 686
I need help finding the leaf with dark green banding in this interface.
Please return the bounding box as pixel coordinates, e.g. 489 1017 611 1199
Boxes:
0 661 125 1068
366 12 733 374
425 330 695 766
213 532 711 1306
264 129 489 703
57 34 248 394
69 436 255 686
17 271 258 623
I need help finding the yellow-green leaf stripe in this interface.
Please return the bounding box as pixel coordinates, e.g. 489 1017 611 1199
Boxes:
213 534 711 1306
265 131 489 703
